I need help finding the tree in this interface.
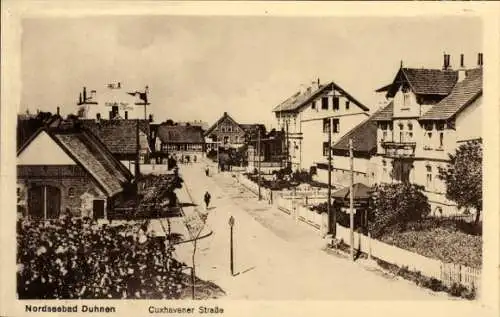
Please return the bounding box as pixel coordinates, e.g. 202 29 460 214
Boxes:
438 140 482 224
369 183 431 238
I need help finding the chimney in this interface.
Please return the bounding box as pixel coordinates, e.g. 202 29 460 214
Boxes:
90 90 96 100
478 53 483 67
56 106 60 116
96 113 101 121
457 54 467 82
442 53 451 70
83 87 87 101
149 114 153 123
117 82 121 89
224 111 228 116
79 93 82 104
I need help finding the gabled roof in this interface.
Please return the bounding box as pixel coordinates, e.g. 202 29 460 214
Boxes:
370 101 394 121
332 117 378 154
157 125 205 144
419 68 482 121
17 114 63 151
377 67 458 98
332 183 372 200
204 112 244 136
272 81 369 113
80 119 150 155
17 126 133 196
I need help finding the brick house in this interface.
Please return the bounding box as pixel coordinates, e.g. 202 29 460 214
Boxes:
17 123 134 220
204 112 262 150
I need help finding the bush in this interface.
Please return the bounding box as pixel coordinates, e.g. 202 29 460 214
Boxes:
292 169 312 183
369 183 430 238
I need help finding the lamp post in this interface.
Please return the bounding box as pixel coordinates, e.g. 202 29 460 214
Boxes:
229 216 235 276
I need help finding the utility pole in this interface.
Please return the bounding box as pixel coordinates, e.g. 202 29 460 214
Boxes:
349 138 354 261
135 119 141 180
327 120 335 237
257 129 261 200
216 121 220 173
285 119 289 169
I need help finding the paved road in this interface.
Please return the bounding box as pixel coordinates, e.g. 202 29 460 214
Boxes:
173 163 449 300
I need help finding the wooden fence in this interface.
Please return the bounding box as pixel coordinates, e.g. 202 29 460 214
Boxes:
277 197 481 292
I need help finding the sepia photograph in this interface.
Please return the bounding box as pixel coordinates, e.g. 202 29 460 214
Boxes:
2 1 499 317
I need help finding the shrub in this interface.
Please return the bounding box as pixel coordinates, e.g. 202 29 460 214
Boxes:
369 183 430 238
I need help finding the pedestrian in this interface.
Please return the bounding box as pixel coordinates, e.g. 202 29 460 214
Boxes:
205 166 209 177
204 191 211 210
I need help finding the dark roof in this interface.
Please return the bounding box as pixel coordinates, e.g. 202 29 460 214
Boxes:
332 183 372 200
370 101 394 121
379 68 458 98
204 112 244 136
240 124 266 134
332 118 377 154
18 126 133 196
420 68 482 121
80 119 150 155
17 114 63 151
158 125 205 144
273 81 369 113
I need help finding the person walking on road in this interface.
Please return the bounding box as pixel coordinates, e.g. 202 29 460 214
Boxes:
205 166 210 177
204 191 211 210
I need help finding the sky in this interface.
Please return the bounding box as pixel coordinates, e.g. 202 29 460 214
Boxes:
21 16 481 129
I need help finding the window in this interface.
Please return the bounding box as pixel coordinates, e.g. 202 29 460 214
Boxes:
68 187 75 198
311 101 316 110
333 97 340 111
124 111 128 119
439 132 444 148
426 165 433 189
382 131 388 141
321 97 328 110
323 142 330 156
424 123 433 131
345 100 350 110
323 118 330 133
332 119 340 133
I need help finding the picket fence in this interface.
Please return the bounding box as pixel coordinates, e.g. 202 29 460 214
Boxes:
276 197 481 292
237 174 481 291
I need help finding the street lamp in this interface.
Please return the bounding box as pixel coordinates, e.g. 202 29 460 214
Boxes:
228 216 235 276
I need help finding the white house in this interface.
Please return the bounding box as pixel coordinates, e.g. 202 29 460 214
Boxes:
371 53 483 216
77 82 150 120
272 79 370 172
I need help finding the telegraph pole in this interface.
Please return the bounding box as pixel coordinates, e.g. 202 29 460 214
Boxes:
327 121 335 237
216 121 220 173
349 138 354 261
257 129 262 200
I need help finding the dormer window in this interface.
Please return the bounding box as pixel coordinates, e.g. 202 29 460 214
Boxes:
345 100 350 110
333 97 340 111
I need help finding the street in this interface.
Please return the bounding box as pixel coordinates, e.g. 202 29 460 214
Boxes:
172 163 448 300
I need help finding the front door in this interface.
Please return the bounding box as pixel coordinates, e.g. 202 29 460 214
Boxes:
27 185 61 219
93 200 105 219
28 186 44 219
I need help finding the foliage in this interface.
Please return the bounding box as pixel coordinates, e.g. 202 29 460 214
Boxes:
380 227 482 268
369 183 430 238
291 169 312 183
438 140 482 224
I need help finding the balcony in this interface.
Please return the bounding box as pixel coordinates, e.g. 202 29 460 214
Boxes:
381 141 416 158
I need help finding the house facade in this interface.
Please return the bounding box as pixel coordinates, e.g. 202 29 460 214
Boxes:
77 82 150 120
371 53 483 216
157 125 206 162
273 79 370 172
16 125 134 220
